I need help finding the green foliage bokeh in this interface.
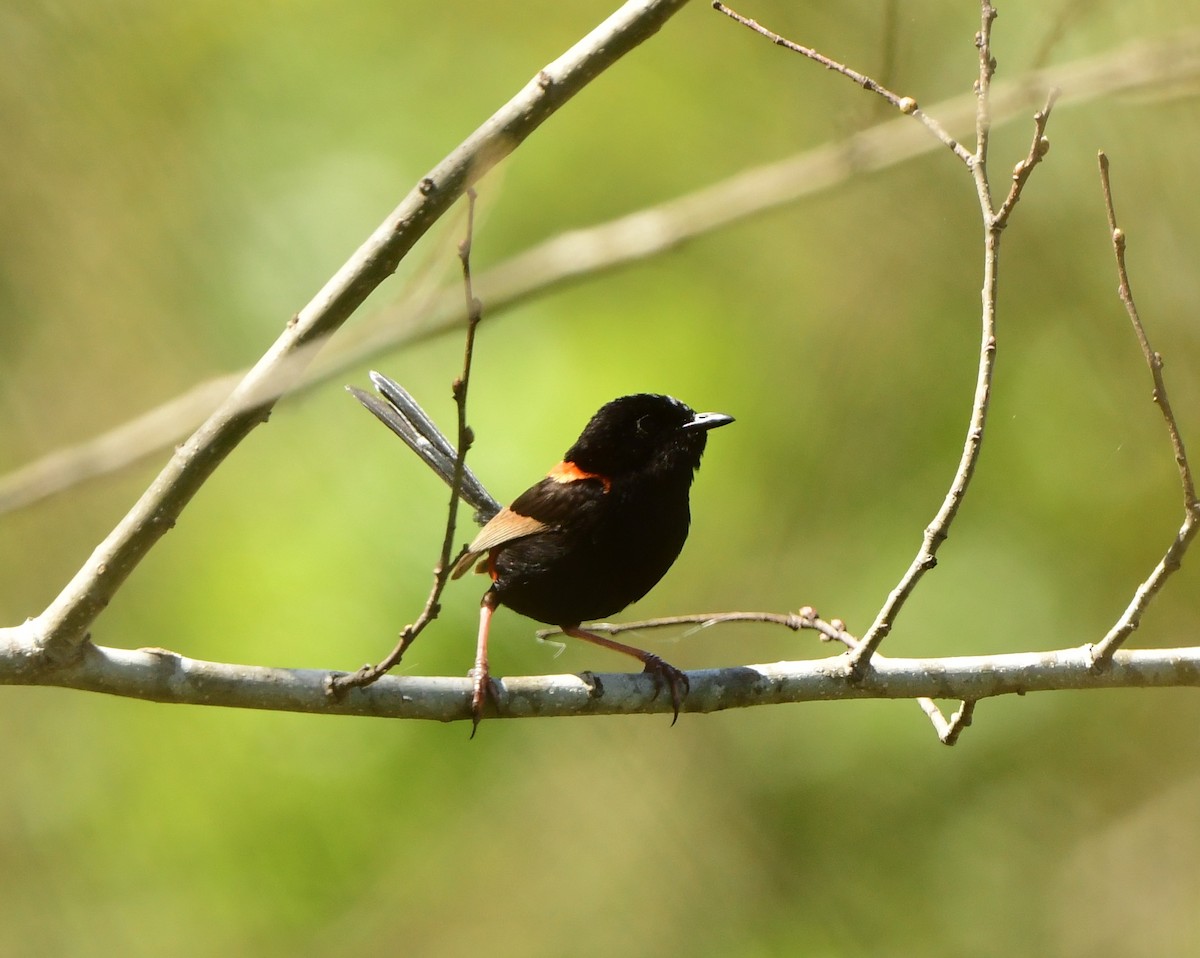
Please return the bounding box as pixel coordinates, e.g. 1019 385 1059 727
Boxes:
3 1 1200 954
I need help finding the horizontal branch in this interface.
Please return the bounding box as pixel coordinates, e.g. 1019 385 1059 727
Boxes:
2 621 1196 723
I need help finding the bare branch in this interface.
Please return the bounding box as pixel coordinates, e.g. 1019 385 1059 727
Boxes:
1089 152 1200 664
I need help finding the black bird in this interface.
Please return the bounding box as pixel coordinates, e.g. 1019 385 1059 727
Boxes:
350 371 733 731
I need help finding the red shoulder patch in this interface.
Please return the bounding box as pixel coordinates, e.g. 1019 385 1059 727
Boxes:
547 460 612 492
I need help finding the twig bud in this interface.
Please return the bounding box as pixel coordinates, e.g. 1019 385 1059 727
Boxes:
898 96 918 114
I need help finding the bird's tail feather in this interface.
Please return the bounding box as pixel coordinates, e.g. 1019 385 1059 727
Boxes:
348 371 501 523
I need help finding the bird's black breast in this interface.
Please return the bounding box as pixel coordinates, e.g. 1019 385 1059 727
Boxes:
490 476 693 626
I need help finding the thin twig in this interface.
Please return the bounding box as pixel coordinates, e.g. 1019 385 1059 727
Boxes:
328 191 485 696
713 1 973 165
1089 152 1200 665
536 607 854 646
973 2 999 171
994 89 1060 226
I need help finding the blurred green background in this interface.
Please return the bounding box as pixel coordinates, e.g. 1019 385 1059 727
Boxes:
3 0 1200 954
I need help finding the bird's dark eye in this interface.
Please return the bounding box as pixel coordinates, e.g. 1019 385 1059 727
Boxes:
635 414 652 436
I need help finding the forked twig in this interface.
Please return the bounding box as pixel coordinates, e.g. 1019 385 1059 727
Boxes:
712 1 1057 743
328 191 485 696
1089 153 1199 665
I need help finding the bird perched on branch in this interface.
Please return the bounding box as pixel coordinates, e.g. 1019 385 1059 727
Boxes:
350 371 733 732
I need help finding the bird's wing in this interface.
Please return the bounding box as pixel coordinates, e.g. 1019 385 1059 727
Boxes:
451 507 549 579
450 471 610 579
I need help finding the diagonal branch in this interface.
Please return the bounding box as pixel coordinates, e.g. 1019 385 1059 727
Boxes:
21 0 693 666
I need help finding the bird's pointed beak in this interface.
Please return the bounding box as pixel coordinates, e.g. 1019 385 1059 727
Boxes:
682 411 735 432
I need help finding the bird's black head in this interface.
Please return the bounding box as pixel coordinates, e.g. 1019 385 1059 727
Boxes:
565 393 734 479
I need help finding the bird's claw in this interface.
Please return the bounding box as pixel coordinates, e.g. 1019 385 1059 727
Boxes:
468 667 502 738
641 654 690 726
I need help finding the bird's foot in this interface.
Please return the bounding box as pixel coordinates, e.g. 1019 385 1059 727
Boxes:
640 654 690 726
467 667 502 738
